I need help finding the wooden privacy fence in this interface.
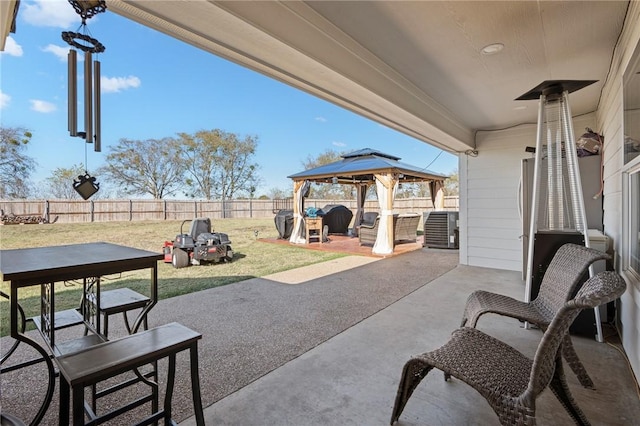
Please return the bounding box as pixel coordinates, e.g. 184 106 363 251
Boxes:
0 197 459 224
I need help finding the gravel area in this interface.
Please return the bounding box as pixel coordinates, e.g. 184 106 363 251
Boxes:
0 249 458 424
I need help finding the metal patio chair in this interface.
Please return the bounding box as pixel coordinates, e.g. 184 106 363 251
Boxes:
391 270 626 425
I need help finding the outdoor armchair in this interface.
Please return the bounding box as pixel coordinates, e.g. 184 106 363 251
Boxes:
361 212 378 226
458 243 609 389
391 270 626 426
358 216 381 246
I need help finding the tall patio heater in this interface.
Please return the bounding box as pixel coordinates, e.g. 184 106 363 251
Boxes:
517 80 603 342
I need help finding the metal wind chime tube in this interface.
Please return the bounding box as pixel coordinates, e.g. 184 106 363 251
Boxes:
68 49 77 136
64 37 103 151
84 50 92 144
94 59 101 152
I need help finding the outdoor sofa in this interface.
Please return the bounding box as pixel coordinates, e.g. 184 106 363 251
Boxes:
358 213 421 246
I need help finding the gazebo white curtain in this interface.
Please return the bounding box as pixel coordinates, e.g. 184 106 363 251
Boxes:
289 180 310 244
373 174 398 255
429 180 445 210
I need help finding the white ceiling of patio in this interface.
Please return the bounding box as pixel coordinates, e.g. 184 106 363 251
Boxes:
7 1 628 154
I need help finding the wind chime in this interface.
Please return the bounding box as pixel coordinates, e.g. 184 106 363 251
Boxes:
63 0 107 199
517 79 604 342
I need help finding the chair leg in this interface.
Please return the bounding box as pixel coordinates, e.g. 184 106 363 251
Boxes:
164 353 177 425
548 357 591 425
189 343 205 426
561 335 595 389
391 358 434 425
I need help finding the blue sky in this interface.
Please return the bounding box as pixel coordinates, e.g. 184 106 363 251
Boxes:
1 0 457 197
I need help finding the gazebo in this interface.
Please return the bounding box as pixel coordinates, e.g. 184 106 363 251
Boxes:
287 149 448 255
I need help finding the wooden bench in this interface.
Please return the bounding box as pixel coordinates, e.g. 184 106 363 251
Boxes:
55 322 205 426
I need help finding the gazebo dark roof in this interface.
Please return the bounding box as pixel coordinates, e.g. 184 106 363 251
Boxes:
287 148 448 184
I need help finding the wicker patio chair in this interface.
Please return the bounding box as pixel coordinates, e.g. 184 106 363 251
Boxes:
458 243 609 389
391 270 626 426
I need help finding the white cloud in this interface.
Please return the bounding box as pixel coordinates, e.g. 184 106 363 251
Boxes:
22 0 80 28
42 44 70 61
0 91 10 109
315 116 327 122
1 36 23 56
332 141 346 147
100 76 141 93
30 99 57 113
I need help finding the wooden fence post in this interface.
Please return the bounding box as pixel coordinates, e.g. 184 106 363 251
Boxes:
129 200 133 221
90 200 95 222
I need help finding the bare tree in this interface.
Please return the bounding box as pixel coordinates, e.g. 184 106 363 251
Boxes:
268 187 290 199
45 164 86 199
177 129 260 200
0 126 36 198
99 138 184 199
444 169 459 196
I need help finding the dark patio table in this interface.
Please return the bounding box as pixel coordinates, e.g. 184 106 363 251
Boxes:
0 242 162 426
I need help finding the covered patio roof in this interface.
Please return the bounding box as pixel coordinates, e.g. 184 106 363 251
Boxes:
287 148 448 185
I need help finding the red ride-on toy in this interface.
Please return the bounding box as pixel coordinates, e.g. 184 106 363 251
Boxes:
163 218 233 268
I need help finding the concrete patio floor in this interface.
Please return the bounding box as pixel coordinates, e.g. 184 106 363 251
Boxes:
181 255 640 426
2 248 638 425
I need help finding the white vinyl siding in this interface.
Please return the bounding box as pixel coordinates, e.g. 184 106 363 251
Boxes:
460 115 595 272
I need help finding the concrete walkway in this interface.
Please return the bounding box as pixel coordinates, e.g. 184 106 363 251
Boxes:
156 248 460 424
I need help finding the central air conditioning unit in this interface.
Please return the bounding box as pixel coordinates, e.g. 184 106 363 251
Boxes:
423 211 459 249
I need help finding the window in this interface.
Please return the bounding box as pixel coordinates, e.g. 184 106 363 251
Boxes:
624 51 640 165
624 167 640 279
623 42 640 280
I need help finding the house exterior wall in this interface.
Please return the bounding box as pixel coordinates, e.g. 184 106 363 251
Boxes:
459 1 640 383
595 1 640 384
459 115 596 272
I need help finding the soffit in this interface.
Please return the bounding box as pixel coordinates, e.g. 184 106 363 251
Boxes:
107 0 629 153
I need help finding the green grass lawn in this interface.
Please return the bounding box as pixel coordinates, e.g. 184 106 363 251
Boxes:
0 218 346 336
